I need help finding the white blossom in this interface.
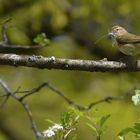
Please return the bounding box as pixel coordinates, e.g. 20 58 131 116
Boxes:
42 123 63 138
132 93 140 106
52 124 63 131
42 129 55 137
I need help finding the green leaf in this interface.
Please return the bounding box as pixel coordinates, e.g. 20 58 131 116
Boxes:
100 114 111 127
86 123 98 135
98 125 107 135
118 127 135 137
60 111 75 128
70 134 77 140
45 119 55 124
134 134 140 138
133 122 140 134
69 107 85 117
33 33 50 47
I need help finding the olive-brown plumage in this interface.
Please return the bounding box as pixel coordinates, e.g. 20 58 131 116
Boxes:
108 25 140 56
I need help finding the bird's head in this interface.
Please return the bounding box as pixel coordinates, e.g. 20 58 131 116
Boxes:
108 25 128 39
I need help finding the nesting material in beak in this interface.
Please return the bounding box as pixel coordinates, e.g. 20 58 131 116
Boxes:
108 32 114 39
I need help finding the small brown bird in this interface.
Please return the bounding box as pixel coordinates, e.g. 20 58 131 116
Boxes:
108 25 140 56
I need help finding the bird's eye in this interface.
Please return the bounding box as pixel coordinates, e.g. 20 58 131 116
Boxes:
116 28 119 31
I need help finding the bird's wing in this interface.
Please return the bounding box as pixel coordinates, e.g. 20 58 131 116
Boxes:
117 33 140 44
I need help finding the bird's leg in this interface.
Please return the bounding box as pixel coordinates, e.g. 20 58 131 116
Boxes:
118 55 137 67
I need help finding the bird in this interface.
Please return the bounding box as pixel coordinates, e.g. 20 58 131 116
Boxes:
108 25 140 56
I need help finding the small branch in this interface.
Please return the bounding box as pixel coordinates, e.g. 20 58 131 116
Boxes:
15 81 136 111
0 18 43 52
0 54 139 72
16 81 85 110
83 86 135 110
0 96 9 109
0 85 10 109
1 25 8 44
63 128 76 140
0 80 43 140
16 82 48 100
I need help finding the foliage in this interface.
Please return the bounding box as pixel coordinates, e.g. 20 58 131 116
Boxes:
86 113 110 140
118 120 140 140
43 108 111 140
43 109 80 140
33 33 50 47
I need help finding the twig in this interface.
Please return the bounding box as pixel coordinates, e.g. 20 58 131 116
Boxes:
16 81 85 110
0 86 10 109
15 81 136 111
63 128 76 140
84 86 136 110
0 17 12 26
0 17 14 44
0 96 9 109
0 80 43 140
0 18 43 52
17 82 48 100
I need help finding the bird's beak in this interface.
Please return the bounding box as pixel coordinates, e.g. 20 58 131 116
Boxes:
108 32 114 39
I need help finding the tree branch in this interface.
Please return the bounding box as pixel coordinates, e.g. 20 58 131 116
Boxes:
0 53 139 72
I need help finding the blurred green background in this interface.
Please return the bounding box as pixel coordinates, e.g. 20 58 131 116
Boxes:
0 0 140 140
